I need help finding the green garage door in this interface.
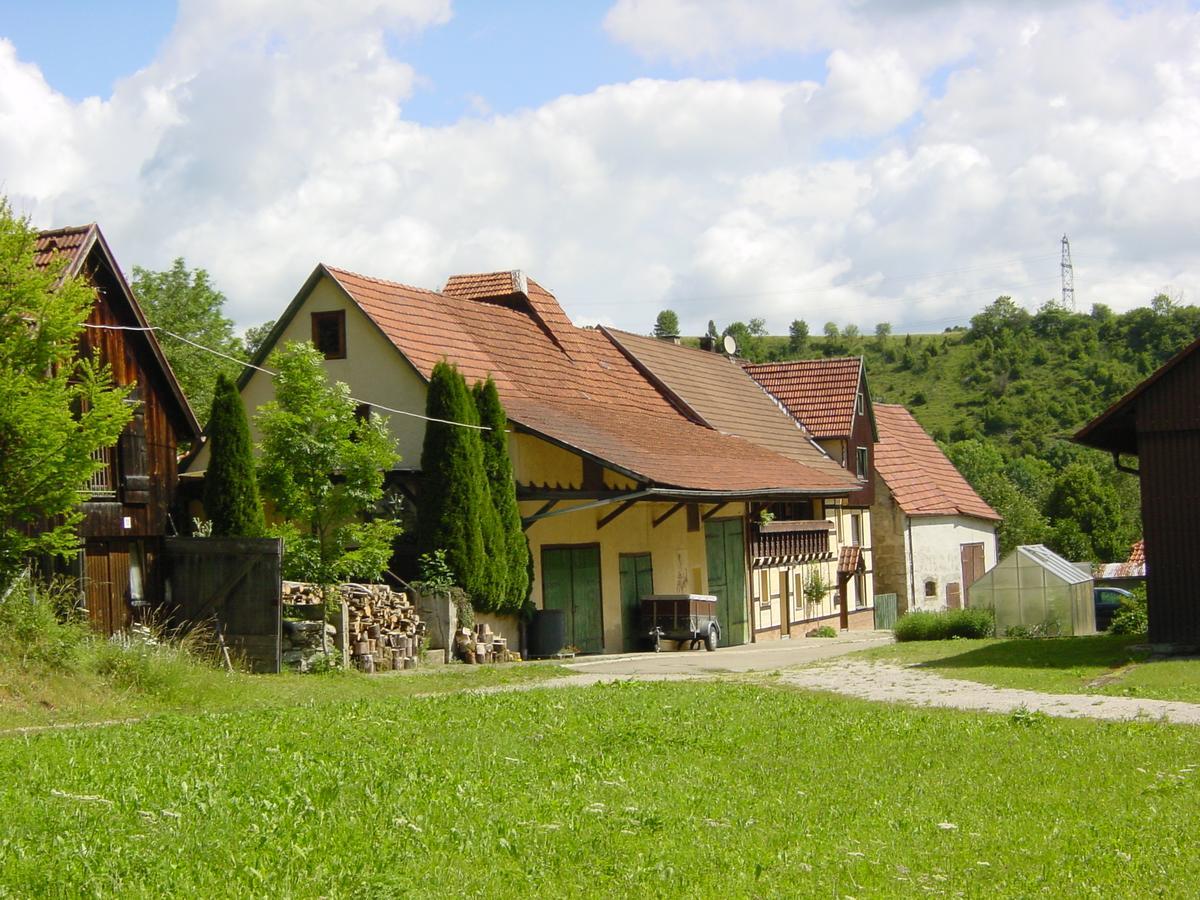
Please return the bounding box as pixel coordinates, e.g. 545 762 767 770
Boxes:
705 518 747 645
542 546 603 654
619 553 654 651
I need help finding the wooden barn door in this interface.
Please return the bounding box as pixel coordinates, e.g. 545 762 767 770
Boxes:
619 553 654 651
705 518 746 645
961 542 985 603
542 546 603 654
83 541 131 634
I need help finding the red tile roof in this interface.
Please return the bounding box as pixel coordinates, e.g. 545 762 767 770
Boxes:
33 225 95 275
1128 540 1145 567
602 328 854 487
324 266 855 495
742 357 864 439
872 403 999 521
837 544 862 575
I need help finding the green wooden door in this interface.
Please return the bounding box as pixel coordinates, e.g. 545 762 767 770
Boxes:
705 518 747 645
619 553 654 651
541 546 603 654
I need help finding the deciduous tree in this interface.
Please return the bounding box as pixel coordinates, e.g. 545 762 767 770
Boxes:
0 200 131 583
131 259 244 419
653 309 680 338
255 343 400 585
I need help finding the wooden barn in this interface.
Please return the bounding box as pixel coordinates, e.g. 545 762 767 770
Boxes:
1075 336 1200 648
34 225 202 634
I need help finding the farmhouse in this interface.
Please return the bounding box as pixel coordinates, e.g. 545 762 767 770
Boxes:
603 329 877 634
1074 335 1200 647
869 403 1000 613
190 266 861 652
742 357 879 618
33 225 202 633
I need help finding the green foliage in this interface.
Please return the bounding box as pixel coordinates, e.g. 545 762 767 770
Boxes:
418 361 487 602
473 377 532 615
0 201 133 583
0 576 89 670
1045 464 1133 562
943 440 1046 554
893 608 995 641
202 373 264 537
788 319 809 353
416 550 455 593
652 309 680 338
803 569 830 606
1109 585 1148 635
130 258 245 419
810 625 837 638
255 342 401 585
242 319 276 358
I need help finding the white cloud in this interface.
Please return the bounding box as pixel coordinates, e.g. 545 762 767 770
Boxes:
2 0 1199 342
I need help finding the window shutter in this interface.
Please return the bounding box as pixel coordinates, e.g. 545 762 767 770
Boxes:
120 385 150 504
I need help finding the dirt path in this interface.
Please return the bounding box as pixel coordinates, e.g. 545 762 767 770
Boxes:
775 658 1200 725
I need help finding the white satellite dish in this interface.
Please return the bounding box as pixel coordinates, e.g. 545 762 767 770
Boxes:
722 334 737 355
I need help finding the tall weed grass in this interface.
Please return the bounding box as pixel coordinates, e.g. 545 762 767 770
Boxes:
0 575 224 700
894 607 995 642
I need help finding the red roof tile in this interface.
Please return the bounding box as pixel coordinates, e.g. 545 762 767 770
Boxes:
324 266 854 495
33 224 94 275
602 329 855 487
873 403 999 521
742 357 864 439
837 544 862 574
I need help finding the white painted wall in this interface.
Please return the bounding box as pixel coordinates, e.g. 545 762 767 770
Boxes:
908 516 998 611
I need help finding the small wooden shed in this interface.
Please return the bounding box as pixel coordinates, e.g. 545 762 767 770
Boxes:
967 544 1095 636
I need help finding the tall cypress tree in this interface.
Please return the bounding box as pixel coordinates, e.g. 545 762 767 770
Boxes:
203 373 264 537
418 362 486 602
474 378 531 615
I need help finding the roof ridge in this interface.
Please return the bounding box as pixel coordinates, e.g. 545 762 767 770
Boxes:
323 264 443 296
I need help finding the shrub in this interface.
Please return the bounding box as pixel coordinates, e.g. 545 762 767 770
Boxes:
1109 586 1148 635
893 608 995 642
810 625 837 638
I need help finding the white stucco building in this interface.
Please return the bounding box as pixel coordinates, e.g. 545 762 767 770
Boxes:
870 404 1001 613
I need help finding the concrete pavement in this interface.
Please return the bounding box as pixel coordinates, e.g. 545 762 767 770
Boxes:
562 631 894 676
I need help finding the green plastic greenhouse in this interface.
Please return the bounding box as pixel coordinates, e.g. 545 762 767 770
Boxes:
967 544 1096 636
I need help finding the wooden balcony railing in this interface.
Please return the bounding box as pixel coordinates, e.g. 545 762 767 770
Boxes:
750 519 835 563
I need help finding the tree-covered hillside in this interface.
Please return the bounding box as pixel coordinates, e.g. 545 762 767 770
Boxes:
698 296 1200 562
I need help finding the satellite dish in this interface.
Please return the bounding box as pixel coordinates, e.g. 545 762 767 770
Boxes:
722 334 737 355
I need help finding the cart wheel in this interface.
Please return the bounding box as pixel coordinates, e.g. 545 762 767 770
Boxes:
705 626 719 652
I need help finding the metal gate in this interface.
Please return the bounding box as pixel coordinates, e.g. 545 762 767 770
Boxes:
873 593 899 630
162 537 283 672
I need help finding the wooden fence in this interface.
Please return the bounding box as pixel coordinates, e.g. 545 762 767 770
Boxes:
873 593 899 631
162 537 283 673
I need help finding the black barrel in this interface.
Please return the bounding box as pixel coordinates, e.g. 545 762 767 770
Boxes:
527 609 565 658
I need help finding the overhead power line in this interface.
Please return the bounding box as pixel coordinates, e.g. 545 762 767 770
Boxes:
80 323 493 431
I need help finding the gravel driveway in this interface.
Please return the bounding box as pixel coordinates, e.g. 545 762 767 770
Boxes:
778 658 1200 725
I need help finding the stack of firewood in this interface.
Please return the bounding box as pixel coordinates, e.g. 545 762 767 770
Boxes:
341 583 426 673
451 622 521 664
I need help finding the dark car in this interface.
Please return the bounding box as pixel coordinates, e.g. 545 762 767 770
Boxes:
1094 586 1134 632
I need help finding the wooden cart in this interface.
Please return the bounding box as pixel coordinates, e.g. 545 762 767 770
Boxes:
640 594 720 652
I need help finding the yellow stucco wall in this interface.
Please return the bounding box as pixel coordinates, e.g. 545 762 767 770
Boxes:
523 498 747 652
189 275 429 473
509 433 581 488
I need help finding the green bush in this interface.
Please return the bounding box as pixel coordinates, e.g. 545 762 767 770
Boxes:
810 625 837 638
1109 586 1148 635
893 608 995 642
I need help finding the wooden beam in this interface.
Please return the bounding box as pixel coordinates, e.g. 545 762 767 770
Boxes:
532 499 558 519
597 500 637 530
701 502 729 521
652 502 686 528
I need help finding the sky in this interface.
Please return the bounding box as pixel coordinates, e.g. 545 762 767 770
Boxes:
2 0 1199 336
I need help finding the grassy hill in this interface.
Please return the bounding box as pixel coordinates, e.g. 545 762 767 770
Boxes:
691 296 1200 559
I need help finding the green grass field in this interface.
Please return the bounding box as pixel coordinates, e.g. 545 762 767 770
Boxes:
2 679 1199 897
856 634 1200 703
